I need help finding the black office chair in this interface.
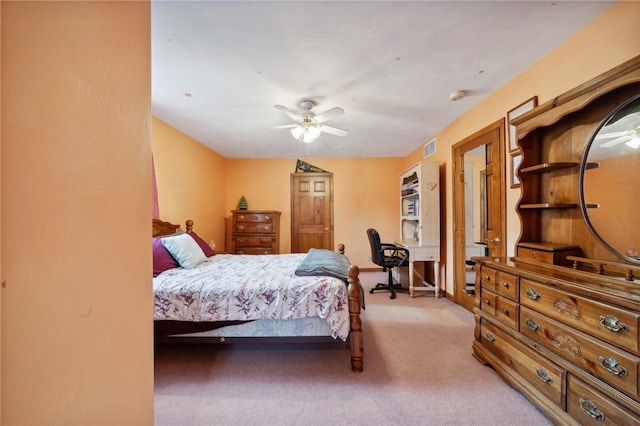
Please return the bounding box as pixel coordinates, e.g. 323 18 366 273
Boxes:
367 228 410 299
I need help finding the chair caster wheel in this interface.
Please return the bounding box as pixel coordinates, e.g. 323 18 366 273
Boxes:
390 294 396 300
369 289 374 294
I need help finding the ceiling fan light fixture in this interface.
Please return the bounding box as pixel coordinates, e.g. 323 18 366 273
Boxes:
625 137 640 149
275 100 347 144
291 126 304 140
291 123 321 143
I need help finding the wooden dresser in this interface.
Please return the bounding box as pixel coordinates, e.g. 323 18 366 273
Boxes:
473 56 640 425
473 258 640 425
231 210 281 255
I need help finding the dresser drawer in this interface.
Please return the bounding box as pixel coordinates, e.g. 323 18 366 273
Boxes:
479 266 497 292
496 270 519 301
480 321 566 409
520 278 640 355
522 306 640 400
480 289 497 316
568 375 640 425
517 244 581 267
234 212 276 224
235 236 274 248
518 246 555 264
233 247 276 255
235 223 274 234
495 295 519 330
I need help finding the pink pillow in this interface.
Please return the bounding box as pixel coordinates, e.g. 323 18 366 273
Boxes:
189 232 215 257
153 237 179 276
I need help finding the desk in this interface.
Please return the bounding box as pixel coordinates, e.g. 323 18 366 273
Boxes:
394 239 440 298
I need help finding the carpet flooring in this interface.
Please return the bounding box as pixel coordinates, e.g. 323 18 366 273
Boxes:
154 271 552 425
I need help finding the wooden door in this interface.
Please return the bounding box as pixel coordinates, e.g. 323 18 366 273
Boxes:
453 120 506 312
290 172 334 253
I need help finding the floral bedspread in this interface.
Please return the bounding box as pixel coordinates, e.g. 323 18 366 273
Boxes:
153 253 351 340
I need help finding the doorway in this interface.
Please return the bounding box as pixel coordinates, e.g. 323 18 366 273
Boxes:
452 119 506 312
290 172 334 253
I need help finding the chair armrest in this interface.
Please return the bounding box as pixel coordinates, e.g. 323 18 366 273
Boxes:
379 245 409 264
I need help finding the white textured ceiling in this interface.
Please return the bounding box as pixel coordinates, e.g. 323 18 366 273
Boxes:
151 1 613 159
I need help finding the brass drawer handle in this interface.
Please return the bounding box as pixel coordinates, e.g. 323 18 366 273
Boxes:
525 318 540 331
525 288 540 301
502 309 509 315
535 367 552 384
484 332 495 343
484 299 491 306
598 356 628 376
502 282 510 288
599 315 628 333
579 398 604 421
484 275 491 281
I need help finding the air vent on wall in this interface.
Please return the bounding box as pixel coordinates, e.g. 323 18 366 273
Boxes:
424 138 436 158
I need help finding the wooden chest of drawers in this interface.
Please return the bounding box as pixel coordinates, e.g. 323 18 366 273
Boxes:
231 210 281 255
472 257 640 425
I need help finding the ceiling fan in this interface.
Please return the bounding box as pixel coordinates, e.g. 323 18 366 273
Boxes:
594 111 640 149
274 99 348 143
595 124 640 149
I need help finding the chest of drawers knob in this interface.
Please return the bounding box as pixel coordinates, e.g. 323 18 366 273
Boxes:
525 288 541 301
525 318 540 331
536 367 553 384
598 356 628 377
579 398 605 421
599 314 629 333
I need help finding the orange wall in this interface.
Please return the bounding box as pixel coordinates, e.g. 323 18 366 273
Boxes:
1 2 153 424
152 117 227 250
224 158 404 266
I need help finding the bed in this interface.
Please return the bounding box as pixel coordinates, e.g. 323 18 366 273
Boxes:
152 218 364 372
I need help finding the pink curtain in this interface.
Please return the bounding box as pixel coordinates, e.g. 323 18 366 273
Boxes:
152 155 160 219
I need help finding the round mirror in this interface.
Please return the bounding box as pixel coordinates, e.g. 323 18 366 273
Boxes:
579 93 640 263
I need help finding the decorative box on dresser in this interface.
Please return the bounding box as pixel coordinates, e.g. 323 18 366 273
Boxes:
231 210 281 255
473 55 640 425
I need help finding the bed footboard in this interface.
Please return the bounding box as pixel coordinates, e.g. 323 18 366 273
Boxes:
347 264 363 372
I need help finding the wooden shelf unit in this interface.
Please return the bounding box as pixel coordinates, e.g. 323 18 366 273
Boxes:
395 161 441 297
513 62 640 263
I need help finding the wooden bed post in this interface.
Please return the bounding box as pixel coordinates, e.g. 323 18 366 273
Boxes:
347 264 363 372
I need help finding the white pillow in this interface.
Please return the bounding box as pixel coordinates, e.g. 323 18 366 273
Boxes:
161 233 207 269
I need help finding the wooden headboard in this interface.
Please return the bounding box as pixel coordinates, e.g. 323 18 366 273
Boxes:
152 218 194 237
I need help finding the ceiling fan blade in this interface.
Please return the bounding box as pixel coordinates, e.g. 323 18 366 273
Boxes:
320 125 348 137
599 135 631 148
314 107 344 123
275 124 297 129
274 105 300 121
